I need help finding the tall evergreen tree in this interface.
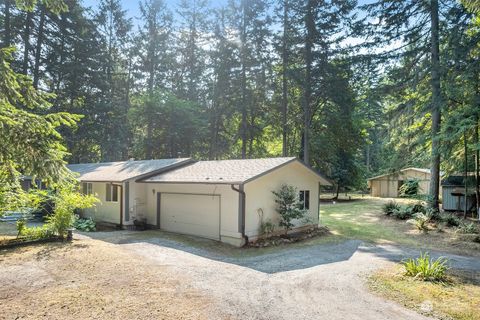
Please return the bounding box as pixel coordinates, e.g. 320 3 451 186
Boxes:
95 0 132 161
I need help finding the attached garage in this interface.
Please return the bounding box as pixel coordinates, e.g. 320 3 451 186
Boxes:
158 193 220 240
141 157 331 246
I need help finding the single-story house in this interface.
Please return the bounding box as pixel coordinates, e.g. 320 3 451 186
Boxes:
441 175 477 211
367 168 436 198
68 157 331 246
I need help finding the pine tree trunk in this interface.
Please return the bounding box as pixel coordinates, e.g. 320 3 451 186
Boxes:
145 22 156 159
22 11 33 75
475 112 480 219
281 0 288 157
240 0 248 159
464 131 468 219
303 0 314 165
366 144 371 171
4 0 11 47
33 5 46 88
429 0 442 210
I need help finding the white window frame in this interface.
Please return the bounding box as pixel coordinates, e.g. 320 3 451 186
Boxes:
106 183 119 202
299 190 310 210
82 182 93 195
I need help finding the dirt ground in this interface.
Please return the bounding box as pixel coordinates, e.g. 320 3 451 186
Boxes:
4 231 480 320
1 197 480 320
0 239 214 320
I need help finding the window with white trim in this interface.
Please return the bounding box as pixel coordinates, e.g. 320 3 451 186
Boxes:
106 183 119 202
299 190 310 210
82 182 93 195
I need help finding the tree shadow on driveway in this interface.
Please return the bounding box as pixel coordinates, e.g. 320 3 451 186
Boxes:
77 230 363 273
78 229 480 274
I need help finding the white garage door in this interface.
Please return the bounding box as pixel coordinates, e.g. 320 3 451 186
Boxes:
159 193 220 240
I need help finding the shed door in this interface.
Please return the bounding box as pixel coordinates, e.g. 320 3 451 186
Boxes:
159 193 220 240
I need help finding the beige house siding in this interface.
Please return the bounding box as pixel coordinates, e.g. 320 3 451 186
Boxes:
82 182 121 224
244 161 320 241
126 179 147 223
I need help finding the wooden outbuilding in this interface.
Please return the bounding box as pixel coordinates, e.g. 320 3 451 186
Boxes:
367 168 434 198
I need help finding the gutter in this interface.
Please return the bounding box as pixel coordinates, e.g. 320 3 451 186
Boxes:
231 184 248 245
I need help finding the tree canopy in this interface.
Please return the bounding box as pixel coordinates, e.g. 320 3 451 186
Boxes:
0 0 479 206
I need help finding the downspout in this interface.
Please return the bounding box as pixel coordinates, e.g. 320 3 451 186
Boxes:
231 184 248 245
318 181 321 225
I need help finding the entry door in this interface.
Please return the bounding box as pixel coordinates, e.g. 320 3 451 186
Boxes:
158 193 220 240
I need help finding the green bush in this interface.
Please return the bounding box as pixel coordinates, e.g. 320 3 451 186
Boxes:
409 202 426 214
392 206 414 220
73 216 96 232
403 252 449 281
425 207 441 221
407 213 430 232
46 187 98 238
16 219 26 237
382 201 400 215
259 219 275 237
399 179 420 197
15 186 98 241
19 224 54 240
457 222 479 234
272 184 306 235
440 213 461 227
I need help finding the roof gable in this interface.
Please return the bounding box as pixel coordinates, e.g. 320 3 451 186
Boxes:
68 158 191 182
367 167 432 181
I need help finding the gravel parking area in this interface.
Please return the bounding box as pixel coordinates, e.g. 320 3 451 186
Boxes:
116 233 479 320
2 230 479 320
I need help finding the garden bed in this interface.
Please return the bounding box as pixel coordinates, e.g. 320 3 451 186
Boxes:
249 226 330 248
0 236 64 249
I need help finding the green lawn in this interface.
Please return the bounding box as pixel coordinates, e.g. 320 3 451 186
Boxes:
320 198 480 256
370 265 480 320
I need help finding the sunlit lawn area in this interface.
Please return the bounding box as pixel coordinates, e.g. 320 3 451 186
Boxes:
369 265 480 320
320 197 480 256
322 198 480 319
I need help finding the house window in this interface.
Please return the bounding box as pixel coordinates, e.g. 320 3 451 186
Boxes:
299 190 310 210
106 183 119 202
82 182 93 195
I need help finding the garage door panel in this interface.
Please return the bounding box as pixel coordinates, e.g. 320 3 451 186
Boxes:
160 193 220 240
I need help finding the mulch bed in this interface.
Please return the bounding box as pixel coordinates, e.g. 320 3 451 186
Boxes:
248 226 330 248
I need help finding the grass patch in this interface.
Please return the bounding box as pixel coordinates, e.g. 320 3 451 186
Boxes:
320 198 420 245
320 198 480 256
369 265 480 320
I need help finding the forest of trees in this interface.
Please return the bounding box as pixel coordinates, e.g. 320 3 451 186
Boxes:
1 0 479 206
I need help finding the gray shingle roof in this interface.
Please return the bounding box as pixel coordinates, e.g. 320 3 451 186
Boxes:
141 157 331 185
68 158 191 182
367 167 434 181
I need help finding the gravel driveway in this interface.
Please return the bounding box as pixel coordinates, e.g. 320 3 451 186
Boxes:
79 231 480 320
